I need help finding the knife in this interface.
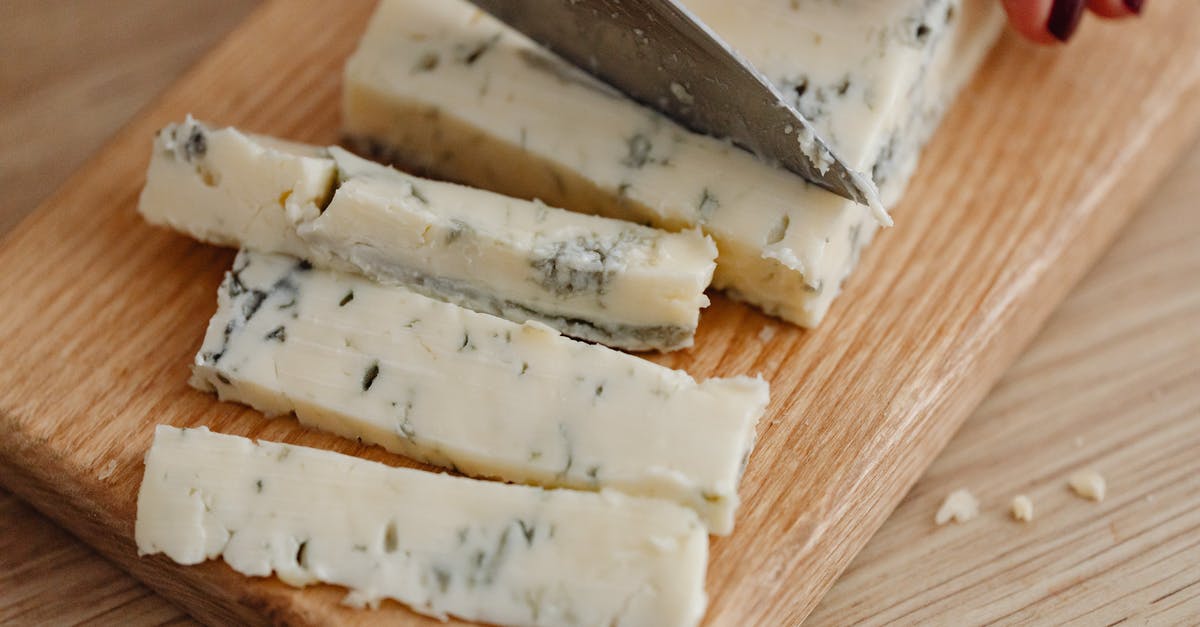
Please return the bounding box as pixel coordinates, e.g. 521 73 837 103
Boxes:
464 0 889 225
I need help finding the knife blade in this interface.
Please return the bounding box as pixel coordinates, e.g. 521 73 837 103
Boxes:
464 0 889 224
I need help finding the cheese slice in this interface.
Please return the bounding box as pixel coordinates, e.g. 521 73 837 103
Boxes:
342 0 1004 326
136 425 708 627
192 250 767 534
139 117 336 263
139 118 717 352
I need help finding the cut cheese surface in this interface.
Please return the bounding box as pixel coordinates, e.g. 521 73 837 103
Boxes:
138 118 717 351
342 0 1004 326
192 250 767 533
139 118 336 263
136 425 709 627
687 0 1003 194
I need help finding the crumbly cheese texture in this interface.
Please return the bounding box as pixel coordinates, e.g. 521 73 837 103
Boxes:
1068 471 1106 502
935 488 980 525
342 0 1004 326
136 426 708 627
138 117 337 263
1010 495 1034 522
138 119 717 352
192 250 767 534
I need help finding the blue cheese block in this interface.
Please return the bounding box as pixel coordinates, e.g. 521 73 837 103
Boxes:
191 250 768 534
341 0 1004 326
139 118 717 352
136 426 709 627
686 0 1005 199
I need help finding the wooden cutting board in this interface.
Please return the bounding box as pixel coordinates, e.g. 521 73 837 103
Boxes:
1 1 1198 625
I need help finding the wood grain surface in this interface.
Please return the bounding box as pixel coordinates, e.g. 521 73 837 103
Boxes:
0 0 259 236
810 142 1200 625
1 1 1199 625
0 2 259 625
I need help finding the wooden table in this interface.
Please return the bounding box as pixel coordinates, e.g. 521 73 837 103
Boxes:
2 2 1197 624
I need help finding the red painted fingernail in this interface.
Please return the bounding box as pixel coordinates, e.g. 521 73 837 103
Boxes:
1124 0 1144 14
1048 0 1087 42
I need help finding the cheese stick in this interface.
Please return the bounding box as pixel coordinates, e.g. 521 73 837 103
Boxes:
138 118 717 351
192 250 767 533
136 425 708 627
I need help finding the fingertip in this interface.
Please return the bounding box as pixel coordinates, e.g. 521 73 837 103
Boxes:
1001 0 1062 44
1047 0 1087 42
1088 0 1141 18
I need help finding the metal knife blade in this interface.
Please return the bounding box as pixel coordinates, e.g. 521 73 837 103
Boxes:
464 0 888 223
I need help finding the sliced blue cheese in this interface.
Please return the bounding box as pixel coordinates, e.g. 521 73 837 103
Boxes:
192 250 767 534
138 118 717 352
138 117 336 264
342 0 1003 326
136 425 708 626
685 0 1005 199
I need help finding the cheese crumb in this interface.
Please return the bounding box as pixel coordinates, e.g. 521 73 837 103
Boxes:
1069 470 1106 502
1010 495 1034 522
935 488 979 525
758 325 777 343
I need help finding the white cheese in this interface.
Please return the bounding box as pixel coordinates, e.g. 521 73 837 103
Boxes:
935 488 980 525
1010 495 1034 522
342 0 1004 326
136 425 708 627
138 119 717 352
138 117 336 263
192 250 767 534
1068 471 1106 502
